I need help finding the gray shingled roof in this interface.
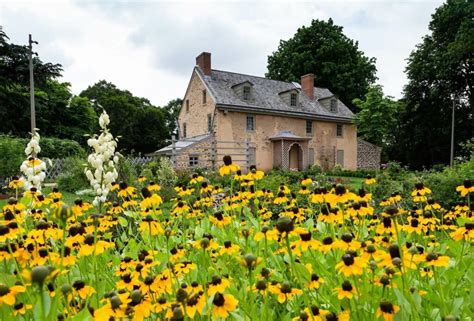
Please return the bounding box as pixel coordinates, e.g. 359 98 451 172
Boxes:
269 131 311 141
154 134 210 155
197 68 353 122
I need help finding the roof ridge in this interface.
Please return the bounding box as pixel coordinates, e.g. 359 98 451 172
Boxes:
211 69 298 87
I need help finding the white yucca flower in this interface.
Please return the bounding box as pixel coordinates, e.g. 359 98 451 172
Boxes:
85 110 121 207
20 130 46 191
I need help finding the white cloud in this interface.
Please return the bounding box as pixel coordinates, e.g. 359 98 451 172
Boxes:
0 0 444 105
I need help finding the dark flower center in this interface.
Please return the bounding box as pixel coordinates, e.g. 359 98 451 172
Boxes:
380 301 394 313
342 281 353 291
342 254 355 266
212 293 225 306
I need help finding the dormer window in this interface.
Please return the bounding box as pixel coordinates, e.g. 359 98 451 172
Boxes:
290 93 298 106
243 86 251 101
330 99 338 112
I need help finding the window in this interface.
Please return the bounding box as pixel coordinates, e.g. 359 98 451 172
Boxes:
189 155 199 167
186 100 189 113
207 114 212 132
246 115 255 131
308 148 315 165
336 150 344 167
306 120 313 135
330 99 338 112
249 147 256 166
243 86 251 101
336 124 343 137
290 93 298 106
202 90 207 104
183 123 187 138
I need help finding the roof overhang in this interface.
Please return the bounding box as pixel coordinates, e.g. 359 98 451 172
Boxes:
216 103 353 123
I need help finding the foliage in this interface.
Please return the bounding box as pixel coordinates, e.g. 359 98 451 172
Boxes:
0 31 97 143
80 81 170 154
391 0 473 168
354 85 403 154
0 135 85 177
162 98 182 136
266 18 377 110
56 157 90 192
1 158 473 321
155 157 178 200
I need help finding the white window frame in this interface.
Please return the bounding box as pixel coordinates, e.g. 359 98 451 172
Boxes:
246 115 255 132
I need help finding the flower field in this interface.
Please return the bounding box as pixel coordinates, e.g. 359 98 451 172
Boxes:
1 114 473 321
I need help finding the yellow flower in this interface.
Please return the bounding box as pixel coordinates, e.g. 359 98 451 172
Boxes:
335 280 356 300
456 179 474 197
425 253 450 267
376 301 400 321
335 254 366 276
219 156 240 176
212 293 238 319
0 284 26 306
269 282 303 303
139 217 164 236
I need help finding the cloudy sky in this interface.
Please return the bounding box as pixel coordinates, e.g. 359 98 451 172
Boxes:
1 0 444 106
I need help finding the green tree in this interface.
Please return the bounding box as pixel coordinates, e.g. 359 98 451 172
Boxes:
266 18 377 110
354 85 402 151
80 81 169 153
0 30 63 136
162 98 182 136
392 0 473 168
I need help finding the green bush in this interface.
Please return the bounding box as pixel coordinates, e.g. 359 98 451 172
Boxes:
116 158 138 184
155 158 178 201
0 135 85 178
57 157 90 192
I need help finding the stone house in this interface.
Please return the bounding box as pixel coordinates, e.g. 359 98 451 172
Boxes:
156 52 359 172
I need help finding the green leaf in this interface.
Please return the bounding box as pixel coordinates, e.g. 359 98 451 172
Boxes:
118 216 128 227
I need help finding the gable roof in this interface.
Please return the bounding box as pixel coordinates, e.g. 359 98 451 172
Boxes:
195 67 353 122
154 134 211 155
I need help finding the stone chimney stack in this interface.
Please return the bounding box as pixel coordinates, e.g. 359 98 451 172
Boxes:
301 74 315 99
196 52 211 76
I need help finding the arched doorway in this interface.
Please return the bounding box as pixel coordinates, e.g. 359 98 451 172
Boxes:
289 143 303 171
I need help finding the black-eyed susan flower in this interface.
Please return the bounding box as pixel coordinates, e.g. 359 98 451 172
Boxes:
117 182 136 198
335 253 365 276
72 280 96 299
456 179 474 197
185 290 206 318
335 280 356 300
425 252 450 267
219 156 240 176
364 175 376 185
13 302 33 316
376 300 400 321
0 284 26 306
211 292 238 319
139 216 164 236
450 222 474 241
269 282 303 303
219 241 240 256
137 175 147 183
246 165 264 180
208 276 230 296
8 176 24 189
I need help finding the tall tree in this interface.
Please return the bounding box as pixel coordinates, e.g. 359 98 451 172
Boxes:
80 81 169 153
266 19 377 110
393 0 473 168
162 98 182 136
0 30 63 136
353 85 402 153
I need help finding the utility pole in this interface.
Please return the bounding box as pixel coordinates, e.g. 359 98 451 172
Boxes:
28 34 38 134
450 95 456 167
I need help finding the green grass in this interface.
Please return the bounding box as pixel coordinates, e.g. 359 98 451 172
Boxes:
327 176 365 190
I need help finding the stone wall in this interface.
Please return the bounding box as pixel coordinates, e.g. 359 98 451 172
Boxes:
357 139 381 169
174 137 215 169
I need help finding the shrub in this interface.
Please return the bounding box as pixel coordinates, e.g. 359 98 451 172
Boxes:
57 157 90 192
0 135 85 178
155 157 178 201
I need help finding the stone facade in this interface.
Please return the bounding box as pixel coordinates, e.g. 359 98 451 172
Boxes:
357 139 381 169
170 59 359 172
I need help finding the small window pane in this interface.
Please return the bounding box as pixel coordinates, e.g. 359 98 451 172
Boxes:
330 99 337 112
189 156 199 167
243 87 251 101
336 124 343 137
249 147 256 166
246 115 255 131
183 123 187 138
336 150 344 167
306 120 312 134
290 93 297 106
207 114 212 132
186 100 189 113
202 90 207 104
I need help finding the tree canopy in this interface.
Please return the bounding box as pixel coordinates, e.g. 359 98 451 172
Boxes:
391 0 473 168
80 81 170 154
266 18 377 110
353 85 402 158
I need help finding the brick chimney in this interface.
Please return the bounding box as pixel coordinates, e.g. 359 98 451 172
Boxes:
196 52 211 76
301 74 315 99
